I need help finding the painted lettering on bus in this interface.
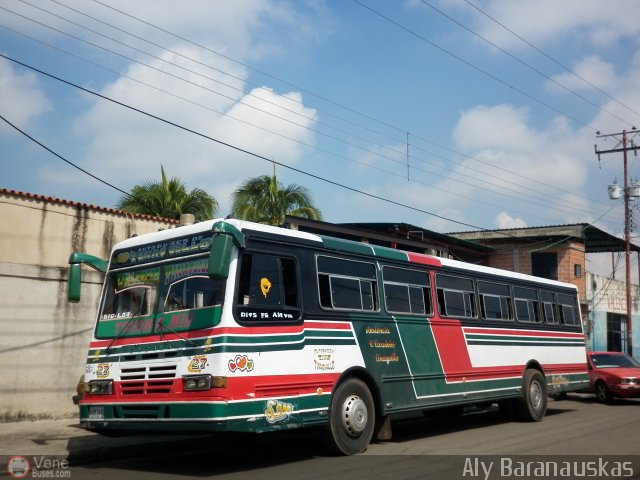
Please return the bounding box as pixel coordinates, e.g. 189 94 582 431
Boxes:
115 318 153 334
115 235 212 265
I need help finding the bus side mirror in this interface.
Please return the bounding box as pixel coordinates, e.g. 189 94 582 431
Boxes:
67 253 107 303
208 234 234 279
68 263 82 302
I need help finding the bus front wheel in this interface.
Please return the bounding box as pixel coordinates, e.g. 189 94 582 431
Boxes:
323 378 375 455
515 369 547 422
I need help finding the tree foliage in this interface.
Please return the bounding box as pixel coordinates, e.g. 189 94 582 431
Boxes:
117 166 218 221
231 171 322 226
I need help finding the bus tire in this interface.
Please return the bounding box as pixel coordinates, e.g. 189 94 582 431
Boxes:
515 369 547 422
323 378 375 455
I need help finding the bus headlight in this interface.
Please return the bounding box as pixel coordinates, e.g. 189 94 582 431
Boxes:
88 380 113 395
184 375 212 391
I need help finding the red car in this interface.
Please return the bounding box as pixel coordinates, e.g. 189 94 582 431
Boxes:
587 351 640 402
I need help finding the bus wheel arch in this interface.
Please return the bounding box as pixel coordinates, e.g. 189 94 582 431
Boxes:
323 369 379 455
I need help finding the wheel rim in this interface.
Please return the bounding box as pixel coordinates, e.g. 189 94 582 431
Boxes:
529 380 542 410
341 394 368 437
596 384 607 401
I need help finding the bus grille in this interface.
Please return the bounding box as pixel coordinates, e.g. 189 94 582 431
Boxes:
120 364 177 380
120 380 174 395
119 364 177 395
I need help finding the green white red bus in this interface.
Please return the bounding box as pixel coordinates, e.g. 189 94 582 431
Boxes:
68 218 588 455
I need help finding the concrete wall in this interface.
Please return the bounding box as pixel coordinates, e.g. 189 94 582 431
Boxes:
0 190 176 418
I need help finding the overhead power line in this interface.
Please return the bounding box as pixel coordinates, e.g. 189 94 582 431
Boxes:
0 53 491 232
0 113 130 197
351 0 595 131
82 0 614 211
3 1 626 225
461 0 640 121
1 7 619 223
417 0 636 127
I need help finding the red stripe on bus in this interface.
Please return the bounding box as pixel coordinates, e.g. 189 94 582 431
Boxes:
430 319 587 380
431 318 474 373
406 252 442 267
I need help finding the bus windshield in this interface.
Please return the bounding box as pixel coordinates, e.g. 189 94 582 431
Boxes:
101 267 159 321
97 258 225 338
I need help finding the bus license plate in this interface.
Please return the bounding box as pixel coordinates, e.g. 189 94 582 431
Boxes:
88 406 104 420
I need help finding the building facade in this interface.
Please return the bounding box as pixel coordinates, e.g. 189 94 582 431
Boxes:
586 272 640 355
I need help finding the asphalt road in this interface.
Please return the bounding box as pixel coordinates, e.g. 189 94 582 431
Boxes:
3 394 640 480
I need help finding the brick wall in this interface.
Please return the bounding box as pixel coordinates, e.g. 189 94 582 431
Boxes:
484 241 586 302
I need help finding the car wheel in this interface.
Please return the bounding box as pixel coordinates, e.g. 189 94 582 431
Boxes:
595 381 613 403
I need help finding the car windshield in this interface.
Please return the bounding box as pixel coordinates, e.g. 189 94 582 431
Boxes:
591 353 640 368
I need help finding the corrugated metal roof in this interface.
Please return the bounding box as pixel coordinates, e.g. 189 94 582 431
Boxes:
448 223 640 253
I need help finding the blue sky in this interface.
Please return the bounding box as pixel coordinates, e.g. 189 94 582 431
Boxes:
2 0 640 259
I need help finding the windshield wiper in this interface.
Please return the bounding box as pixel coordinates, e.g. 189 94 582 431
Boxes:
157 318 197 347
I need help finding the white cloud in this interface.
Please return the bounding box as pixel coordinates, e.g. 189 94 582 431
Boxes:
28 1 322 209
547 56 617 93
452 104 537 151
0 58 50 135
471 0 640 49
494 211 527 229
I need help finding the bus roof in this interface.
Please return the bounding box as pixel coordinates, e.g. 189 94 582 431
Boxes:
110 218 577 291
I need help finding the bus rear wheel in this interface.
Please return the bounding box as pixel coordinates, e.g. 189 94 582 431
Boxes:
323 378 375 455
515 369 547 422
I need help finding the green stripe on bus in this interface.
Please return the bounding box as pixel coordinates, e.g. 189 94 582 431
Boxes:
319 236 374 256
370 245 409 261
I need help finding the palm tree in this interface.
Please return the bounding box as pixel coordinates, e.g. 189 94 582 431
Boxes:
117 165 218 221
231 168 322 226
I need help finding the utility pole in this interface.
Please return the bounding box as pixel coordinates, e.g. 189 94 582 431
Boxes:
595 128 640 356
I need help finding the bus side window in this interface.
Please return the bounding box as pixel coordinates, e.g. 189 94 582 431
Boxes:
478 281 511 321
557 293 579 325
435 274 476 319
513 286 540 323
382 266 431 316
316 255 377 312
236 253 300 313
540 291 557 324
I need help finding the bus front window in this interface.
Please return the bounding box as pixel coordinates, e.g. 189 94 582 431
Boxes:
103 286 152 318
164 276 224 312
100 267 160 321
